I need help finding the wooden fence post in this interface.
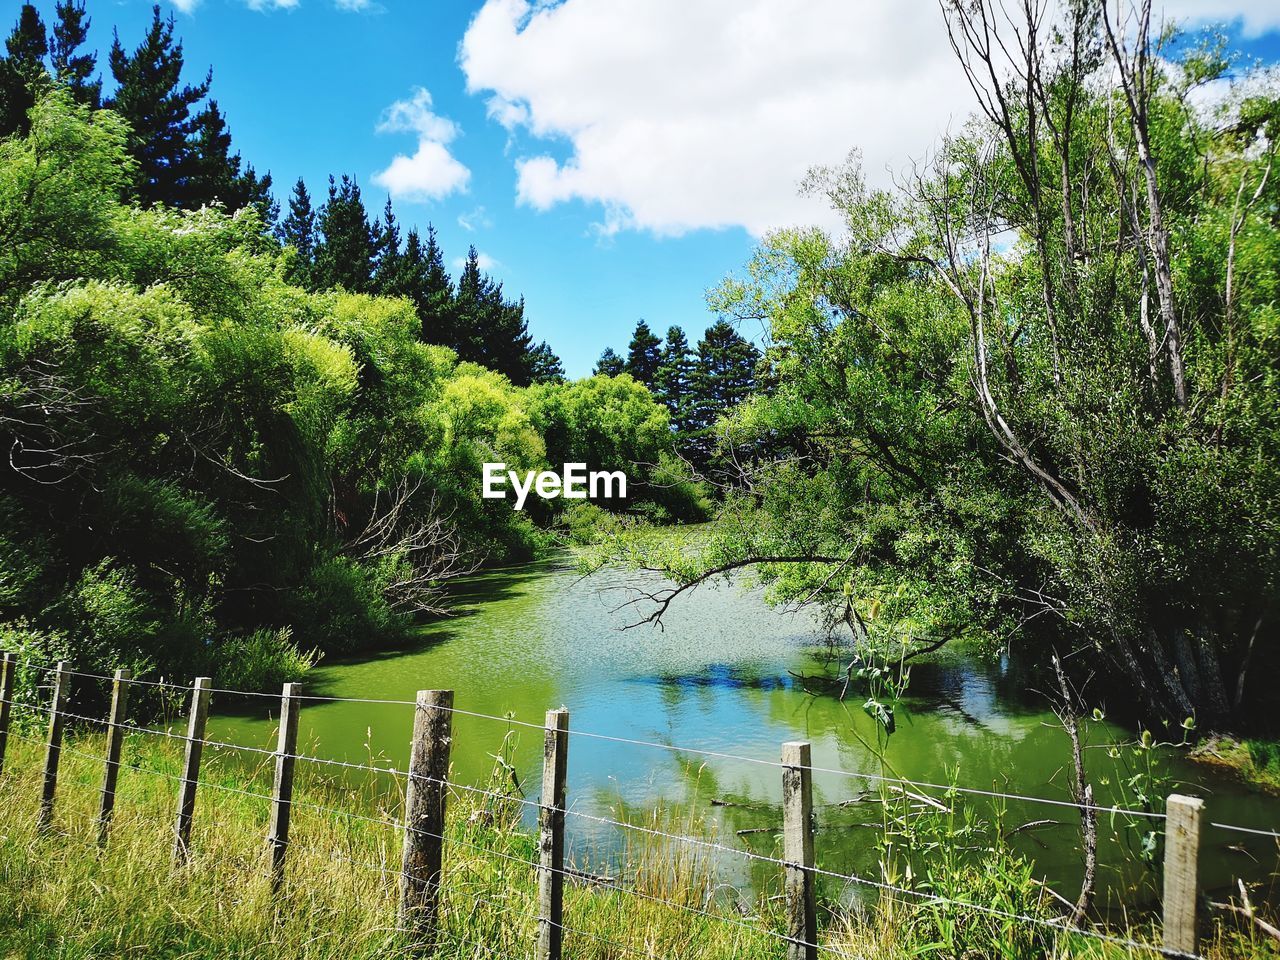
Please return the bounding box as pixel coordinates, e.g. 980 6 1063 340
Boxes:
536 708 570 960
1162 793 1204 956
399 689 453 947
267 682 302 900
37 661 70 833
172 676 211 864
0 651 15 776
782 740 817 960
96 667 132 847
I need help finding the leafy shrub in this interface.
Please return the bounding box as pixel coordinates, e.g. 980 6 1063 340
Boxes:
214 627 317 693
283 555 405 653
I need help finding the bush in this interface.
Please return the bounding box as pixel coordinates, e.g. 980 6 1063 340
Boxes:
214 627 317 693
284 555 405 653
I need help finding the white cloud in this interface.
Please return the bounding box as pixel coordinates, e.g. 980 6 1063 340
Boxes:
170 0 200 12
335 0 373 10
452 252 500 271
1162 1 1280 36
245 0 300 10
372 88 471 203
458 206 493 232
461 0 1280 238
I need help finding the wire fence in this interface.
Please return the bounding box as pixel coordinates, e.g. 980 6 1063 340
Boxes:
1 654 1272 959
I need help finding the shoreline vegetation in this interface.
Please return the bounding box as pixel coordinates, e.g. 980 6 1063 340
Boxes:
0 731 1271 960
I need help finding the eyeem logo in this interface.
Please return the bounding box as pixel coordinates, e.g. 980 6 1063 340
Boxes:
482 463 626 511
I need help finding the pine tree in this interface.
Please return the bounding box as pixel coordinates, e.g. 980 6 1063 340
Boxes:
373 196 402 296
528 342 565 384
594 348 625 377
625 320 662 387
691 320 760 430
314 174 376 293
50 1 99 107
452 247 534 385
189 100 275 220
414 225 455 346
655 325 696 433
107 5 210 207
0 4 48 138
277 177 317 289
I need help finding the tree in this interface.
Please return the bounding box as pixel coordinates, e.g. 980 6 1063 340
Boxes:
452 246 535 386
413 225 454 346
314 174 375 294
276 177 317 288
189 99 275 219
624 320 662 387
527 342 565 384
620 2 1280 733
691 321 759 430
106 5 209 208
654 325 696 433
373 196 402 297
0 4 48 138
594 347 625 377
50 1 99 108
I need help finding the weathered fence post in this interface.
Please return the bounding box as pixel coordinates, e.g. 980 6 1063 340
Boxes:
782 740 817 960
1162 793 1204 956
37 661 70 833
399 689 453 947
0 651 15 776
96 667 132 847
536 708 570 960
172 676 211 864
267 681 302 901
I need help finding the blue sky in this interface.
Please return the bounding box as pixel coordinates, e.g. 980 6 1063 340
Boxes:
36 0 1280 376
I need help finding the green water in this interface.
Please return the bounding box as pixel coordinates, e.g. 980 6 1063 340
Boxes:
210 556 1279 908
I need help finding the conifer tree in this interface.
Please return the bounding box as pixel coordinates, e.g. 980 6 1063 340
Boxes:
0 4 48 138
413 225 455 346
594 347 625 377
692 320 759 430
373 196 402 296
277 177 317 289
655 325 696 433
107 6 209 207
625 319 662 387
528 342 565 384
189 100 275 219
453 246 534 385
313 174 375 293
50 1 99 107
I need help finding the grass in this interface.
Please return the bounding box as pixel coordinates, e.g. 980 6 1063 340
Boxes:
0 729 1271 959
1190 736 1280 794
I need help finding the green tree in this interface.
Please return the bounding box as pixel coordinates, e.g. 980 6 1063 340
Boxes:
691 320 759 431
189 99 275 219
314 174 375 293
276 177 317 288
50 0 99 107
618 4 1280 733
654 325 696 433
453 246 534 386
413 225 455 346
527 342 565 384
373 196 401 296
624 319 662 387
594 347 625 377
106 5 209 208
0 3 48 138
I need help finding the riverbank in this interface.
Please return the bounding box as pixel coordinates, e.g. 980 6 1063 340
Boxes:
0 731 1270 959
1191 737 1280 795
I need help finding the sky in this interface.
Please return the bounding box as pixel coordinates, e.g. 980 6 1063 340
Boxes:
33 0 1280 376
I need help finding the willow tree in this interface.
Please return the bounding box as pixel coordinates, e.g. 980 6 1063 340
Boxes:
619 1 1280 733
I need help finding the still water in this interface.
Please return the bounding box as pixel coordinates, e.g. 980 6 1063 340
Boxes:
211 556 1279 907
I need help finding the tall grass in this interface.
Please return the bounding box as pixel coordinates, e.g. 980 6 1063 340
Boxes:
0 732 1268 959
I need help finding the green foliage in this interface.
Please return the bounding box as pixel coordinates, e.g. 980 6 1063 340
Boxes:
0 91 679 696
613 15 1280 732
214 626 316 693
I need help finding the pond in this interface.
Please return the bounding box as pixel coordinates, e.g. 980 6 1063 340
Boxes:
210 555 1280 911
